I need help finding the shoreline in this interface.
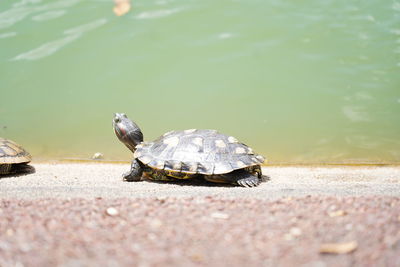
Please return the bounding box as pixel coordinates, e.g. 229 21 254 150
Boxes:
1 162 399 199
30 158 400 167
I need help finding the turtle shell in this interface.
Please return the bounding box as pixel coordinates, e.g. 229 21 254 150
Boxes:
133 129 265 175
0 138 32 164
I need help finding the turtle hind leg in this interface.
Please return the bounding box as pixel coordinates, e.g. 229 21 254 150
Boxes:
0 163 35 176
205 169 260 187
13 163 35 175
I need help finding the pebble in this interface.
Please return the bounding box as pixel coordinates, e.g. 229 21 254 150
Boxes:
328 210 347 217
92 152 104 160
284 233 294 241
6 229 14 236
284 227 302 241
149 219 163 228
319 241 358 254
147 233 158 241
328 205 338 211
0 241 10 251
210 212 230 219
19 243 31 252
105 207 119 216
290 227 302 237
345 223 353 231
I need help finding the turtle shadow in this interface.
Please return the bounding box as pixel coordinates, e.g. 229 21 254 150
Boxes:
137 175 271 188
0 165 36 179
145 178 234 188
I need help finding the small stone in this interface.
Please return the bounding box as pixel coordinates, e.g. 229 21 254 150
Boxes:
290 227 302 237
319 241 358 254
304 261 327 267
284 227 302 240
149 219 163 228
106 207 119 216
92 152 104 160
190 253 204 262
19 243 31 252
328 205 337 211
147 233 157 240
283 233 293 241
345 223 353 231
210 212 230 219
0 241 10 251
328 210 347 217
195 199 206 204
156 197 167 203
45 219 58 230
224 234 233 242
6 229 14 236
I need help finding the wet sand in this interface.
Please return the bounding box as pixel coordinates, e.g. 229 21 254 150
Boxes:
1 163 400 266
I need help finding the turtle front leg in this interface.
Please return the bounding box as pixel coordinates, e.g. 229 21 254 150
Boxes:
205 169 260 187
123 159 143 181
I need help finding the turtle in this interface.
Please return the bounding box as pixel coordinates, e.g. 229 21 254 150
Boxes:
113 113 266 187
0 137 33 175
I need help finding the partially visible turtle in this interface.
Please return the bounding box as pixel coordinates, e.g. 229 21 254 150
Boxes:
0 137 32 175
113 113 266 187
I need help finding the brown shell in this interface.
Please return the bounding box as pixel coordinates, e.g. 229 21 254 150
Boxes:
0 138 32 164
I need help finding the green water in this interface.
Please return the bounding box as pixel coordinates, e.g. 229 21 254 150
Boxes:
1 0 400 163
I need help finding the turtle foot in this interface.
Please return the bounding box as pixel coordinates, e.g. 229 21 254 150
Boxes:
237 175 260 187
122 170 142 182
122 159 143 182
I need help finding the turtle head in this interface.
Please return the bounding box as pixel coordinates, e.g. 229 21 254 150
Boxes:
113 113 143 152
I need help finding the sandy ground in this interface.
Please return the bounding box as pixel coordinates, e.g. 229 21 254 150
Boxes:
1 163 400 266
1 163 400 199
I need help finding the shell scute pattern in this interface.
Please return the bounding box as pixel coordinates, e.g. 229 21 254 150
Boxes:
213 161 232 174
0 138 32 164
134 129 264 175
163 160 180 171
181 161 198 173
